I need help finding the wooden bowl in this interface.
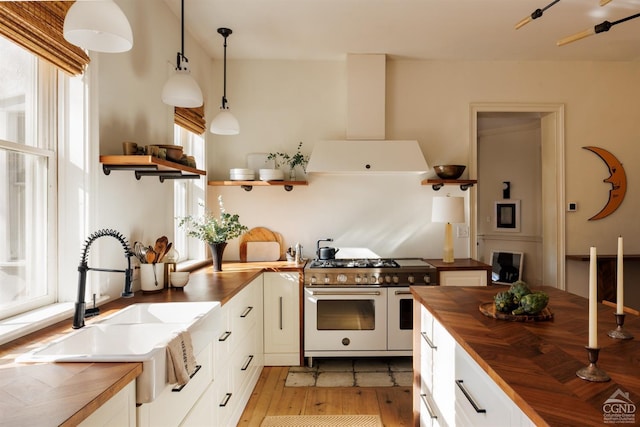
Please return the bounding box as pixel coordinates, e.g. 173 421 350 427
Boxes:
434 165 466 180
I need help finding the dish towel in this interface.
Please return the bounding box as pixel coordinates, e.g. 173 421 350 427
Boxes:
166 330 197 386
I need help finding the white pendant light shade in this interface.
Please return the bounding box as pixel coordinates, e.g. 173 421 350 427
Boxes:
64 0 133 53
162 69 203 108
210 110 239 135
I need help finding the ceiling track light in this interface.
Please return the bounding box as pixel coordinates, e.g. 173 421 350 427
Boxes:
210 27 239 135
515 0 561 30
557 12 640 46
161 0 203 108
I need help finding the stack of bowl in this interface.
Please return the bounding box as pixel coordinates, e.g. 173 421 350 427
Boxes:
230 168 255 181
259 169 284 181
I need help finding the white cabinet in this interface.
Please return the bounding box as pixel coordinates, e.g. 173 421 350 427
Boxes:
440 270 487 287
263 272 300 365
213 275 264 427
415 303 535 426
80 380 136 427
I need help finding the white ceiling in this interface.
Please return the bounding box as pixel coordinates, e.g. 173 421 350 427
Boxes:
163 0 640 61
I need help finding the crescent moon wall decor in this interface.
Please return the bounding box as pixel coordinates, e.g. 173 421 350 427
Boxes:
582 146 627 220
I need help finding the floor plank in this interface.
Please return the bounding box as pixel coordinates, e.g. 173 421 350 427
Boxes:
239 366 412 426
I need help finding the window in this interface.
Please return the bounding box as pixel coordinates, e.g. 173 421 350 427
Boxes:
173 125 206 262
0 36 57 319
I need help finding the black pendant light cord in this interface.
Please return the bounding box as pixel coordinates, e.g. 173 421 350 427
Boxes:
176 0 188 70
595 12 640 34
218 28 232 110
515 0 560 29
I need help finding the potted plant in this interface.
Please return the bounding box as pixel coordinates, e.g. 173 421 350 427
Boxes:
178 195 248 271
267 142 309 180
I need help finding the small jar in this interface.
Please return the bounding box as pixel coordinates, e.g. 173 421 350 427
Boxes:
163 247 179 288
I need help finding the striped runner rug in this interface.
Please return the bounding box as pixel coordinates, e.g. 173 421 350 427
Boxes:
260 414 384 427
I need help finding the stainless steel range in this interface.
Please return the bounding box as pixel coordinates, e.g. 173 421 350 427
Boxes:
304 258 437 365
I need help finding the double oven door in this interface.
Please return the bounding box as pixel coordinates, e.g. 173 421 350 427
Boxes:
304 287 388 352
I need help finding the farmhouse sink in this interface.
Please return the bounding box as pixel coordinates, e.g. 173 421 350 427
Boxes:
17 302 220 403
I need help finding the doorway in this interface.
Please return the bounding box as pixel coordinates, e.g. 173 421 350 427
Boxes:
469 103 565 289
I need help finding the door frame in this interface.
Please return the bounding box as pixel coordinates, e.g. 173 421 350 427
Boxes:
469 103 565 289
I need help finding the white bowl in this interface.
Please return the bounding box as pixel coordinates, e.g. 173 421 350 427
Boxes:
170 271 190 287
259 168 284 181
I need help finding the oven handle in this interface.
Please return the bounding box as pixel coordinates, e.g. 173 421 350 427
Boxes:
394 290 412 295
310 290 382 296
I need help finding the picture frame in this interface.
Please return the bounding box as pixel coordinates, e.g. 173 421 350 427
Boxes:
490 250 524 285
494 200 520 232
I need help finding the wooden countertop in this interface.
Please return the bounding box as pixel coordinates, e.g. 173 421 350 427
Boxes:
0 260 305 426
411 285 640 426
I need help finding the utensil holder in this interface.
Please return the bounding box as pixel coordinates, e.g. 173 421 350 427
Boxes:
141 263 164 292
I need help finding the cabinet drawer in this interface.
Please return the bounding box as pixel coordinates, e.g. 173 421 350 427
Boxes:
440 270 487 287
137 343 213 427
454 344 518 426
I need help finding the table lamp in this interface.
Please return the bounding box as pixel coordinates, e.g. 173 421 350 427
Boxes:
432 196 465 263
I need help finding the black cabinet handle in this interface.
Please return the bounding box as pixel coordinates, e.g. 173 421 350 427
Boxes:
241 355 254 371
219 392 232 407
218 331 232 341
171 365 202 392
240 306 253 318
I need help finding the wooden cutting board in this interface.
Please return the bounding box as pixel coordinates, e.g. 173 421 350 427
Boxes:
239 227 284 262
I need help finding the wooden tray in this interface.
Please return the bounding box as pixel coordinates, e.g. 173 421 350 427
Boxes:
479 302 553 322
239 227 284 262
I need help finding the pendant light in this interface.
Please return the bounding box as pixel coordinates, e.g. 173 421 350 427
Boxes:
161 0 203 108
64 0 133 53
210 28 239 135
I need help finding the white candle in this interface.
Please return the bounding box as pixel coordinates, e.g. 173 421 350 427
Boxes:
588 246 598 348
617 236 624 314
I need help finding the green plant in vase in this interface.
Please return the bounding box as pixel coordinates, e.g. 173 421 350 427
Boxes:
177 195 248 271
287 141 309 180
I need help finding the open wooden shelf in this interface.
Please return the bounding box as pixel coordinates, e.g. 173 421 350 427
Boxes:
208 180 308 192
422 178 477 191
100 155 206 182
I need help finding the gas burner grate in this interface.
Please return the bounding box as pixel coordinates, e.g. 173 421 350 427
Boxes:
309 258 400 268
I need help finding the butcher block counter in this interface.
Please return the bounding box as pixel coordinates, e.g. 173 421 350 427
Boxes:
411 285 640 426
0 260 304 426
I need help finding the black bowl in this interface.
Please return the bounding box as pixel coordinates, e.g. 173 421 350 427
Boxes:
434 165 466 180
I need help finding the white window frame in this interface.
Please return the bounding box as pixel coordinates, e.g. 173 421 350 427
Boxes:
173 125 206 263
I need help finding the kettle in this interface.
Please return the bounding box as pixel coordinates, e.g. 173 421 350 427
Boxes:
317 238 340 260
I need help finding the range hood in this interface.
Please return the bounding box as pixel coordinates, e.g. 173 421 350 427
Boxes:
307 54 429 175
306 140 429 174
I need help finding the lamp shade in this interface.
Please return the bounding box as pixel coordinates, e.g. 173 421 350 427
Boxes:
432 196 465 223
210 110 240 135
64 0 133 53
162 70 203 108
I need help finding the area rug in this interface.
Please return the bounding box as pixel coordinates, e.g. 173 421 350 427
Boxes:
261 415 383 427
285 357 412 387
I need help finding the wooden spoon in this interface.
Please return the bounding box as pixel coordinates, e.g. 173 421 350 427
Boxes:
154 236 168 263
159 242 172 263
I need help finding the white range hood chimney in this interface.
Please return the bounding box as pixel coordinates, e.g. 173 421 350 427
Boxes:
307 54 429 175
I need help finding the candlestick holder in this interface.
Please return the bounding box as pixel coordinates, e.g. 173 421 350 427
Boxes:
576 347 610 382
608 313 634 340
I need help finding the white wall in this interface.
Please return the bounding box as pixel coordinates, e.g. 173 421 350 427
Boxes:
89 1 640 308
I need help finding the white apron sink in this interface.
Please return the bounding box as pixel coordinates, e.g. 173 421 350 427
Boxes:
17 302 220 403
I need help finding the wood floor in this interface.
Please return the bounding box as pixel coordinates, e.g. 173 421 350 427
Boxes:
238 366 413 426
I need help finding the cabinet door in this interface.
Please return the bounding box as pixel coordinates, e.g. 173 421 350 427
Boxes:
263 272 300 365
431 317 456 425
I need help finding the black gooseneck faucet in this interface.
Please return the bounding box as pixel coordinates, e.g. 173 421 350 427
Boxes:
73 229 135 329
